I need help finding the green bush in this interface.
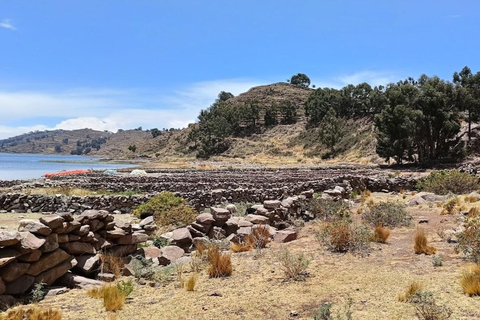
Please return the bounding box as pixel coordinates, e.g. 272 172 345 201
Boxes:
278 249 310 281
416 170 478 195
117 279 134 297
456 216 480 262
316 220 371 254
362 202 412 228
133 191 197 229
307 198 351 222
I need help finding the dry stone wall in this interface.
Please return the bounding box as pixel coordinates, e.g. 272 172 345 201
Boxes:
0 210 154 297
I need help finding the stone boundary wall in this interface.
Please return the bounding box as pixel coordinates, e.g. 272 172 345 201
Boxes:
0 210 154 296
0 176 417 213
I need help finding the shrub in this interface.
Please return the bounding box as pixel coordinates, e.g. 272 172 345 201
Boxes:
30 281 46 303
432 255 444 267
0 306 62 320
468 207 480 218
440 197 459 215
461 263 480 296
117 280 134 297
133 191 197 229
456 217 480 262
278 249 310 281
207 246 232 278
464 195 478 203
372 225 391 244
414 228 437 255
398 282 423 302
412 290 452 320
417 170 478 195
308 198 351 222
362 202 412 228
313 302 333 320
317 220 371 254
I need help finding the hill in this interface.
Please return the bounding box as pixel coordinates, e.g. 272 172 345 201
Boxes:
0 82 379 164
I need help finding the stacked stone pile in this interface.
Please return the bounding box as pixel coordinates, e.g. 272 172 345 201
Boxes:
160 193 313 251
0 210 154 297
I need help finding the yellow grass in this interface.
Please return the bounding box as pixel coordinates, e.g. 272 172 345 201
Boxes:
468 207 480 218
0 306 62 320
464 195 478 203
87 284 126 312
461 263 480 296
398 282 423 302
184 273 198 291
23 187 96 196
414 228 437 255
372 226 391 244
207 246 233 278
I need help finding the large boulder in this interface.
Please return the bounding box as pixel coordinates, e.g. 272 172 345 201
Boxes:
245 214 270 224
17 250 41 262
27 248 71 276
116 232 148 245
73 254 100 276
0 248 21 268
172 228 192 245
4 275 35 295
210 208 231 226
40 233 59 253
39 215 65 229
0 261 30 282
0 231 22 247
14 232 46 254
263 200 281 210
196 213 215 225
57 272 103 289
18 220 51 236
60 242 96 255
157 246 185 266
273 230 297 243
35 257 77 286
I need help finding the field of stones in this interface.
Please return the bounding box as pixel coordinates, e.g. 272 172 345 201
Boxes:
1 168 480 319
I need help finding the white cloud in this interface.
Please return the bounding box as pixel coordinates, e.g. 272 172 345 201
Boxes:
0 19 16 31
311 70 398 89
0 78 263 139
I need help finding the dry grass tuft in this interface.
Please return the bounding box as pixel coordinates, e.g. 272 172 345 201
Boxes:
99 254 124 278
207 246 233 278
0 306 62 320
440 197 459 215
106 314 117 320
464 196 478 203
184 273 198 291
461 263 480 296
360 190 372 203
87 284 126 312
398 282 423 302
468 207 480 218
372 225 391 244
414 228 437 255
230 242 252 253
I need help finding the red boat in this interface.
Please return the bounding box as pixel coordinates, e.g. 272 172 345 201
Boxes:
44 169 92 178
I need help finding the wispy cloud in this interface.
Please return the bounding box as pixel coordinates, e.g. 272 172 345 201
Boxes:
311 70 399 89
0 78 263 139
449 14 461 19
0 19 16 31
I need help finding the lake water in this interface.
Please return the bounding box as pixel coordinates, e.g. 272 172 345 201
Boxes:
0 153 136 180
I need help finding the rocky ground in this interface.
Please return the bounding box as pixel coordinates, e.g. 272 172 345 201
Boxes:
2 189 480 319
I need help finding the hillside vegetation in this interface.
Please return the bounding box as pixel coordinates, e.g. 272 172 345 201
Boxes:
2 67 480 166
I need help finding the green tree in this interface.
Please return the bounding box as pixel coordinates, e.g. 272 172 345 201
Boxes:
264 105 278 127
216 91 234 103
128 145 137 153
150 128 162 138
290 73 311 88
319 108 344 157
279 100 297 124
305 87 341 126
453 66 480 141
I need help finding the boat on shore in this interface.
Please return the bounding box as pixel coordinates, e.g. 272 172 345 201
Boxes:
44 169 92 178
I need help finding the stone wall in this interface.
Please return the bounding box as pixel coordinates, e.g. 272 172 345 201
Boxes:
0 175 417 213
0 210 154 296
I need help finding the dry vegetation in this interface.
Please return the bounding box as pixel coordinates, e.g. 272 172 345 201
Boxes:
4 191 480 319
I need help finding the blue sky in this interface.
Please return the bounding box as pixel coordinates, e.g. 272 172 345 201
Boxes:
0 1 479 139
